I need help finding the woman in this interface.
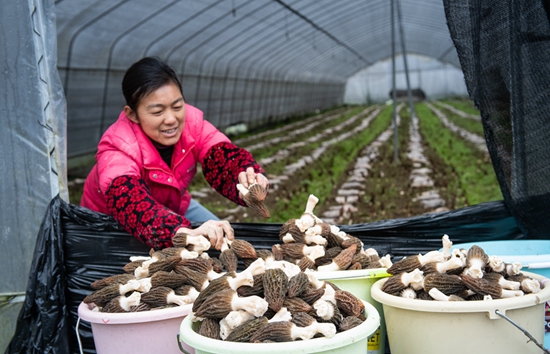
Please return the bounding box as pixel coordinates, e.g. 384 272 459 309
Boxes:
80 57 269 250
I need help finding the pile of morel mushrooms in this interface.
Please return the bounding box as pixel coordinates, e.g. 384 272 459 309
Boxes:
381 235 543 301
83 194 380 343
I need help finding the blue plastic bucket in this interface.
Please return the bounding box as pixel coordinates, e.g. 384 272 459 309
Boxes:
452 240 550 349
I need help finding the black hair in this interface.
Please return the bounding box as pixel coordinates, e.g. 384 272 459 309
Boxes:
121 57 183 112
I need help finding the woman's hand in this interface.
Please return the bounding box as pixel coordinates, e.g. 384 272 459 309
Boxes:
238 167 269 190
176 220 233 250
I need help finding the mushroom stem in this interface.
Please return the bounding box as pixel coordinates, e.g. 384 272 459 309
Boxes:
269 307 292 322
313 300 335 320
222 310 255 331
441 234 452 259
231 294 269 317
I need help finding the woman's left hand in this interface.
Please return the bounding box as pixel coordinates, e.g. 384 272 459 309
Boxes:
238 167 269 191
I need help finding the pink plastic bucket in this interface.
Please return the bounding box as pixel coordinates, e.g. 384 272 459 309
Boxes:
78 302 194 354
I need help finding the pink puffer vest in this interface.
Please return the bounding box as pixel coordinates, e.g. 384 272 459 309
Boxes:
80 104 230 215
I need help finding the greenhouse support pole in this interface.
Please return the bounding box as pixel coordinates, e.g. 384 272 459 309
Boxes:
397 0 416 120
391 0 398 164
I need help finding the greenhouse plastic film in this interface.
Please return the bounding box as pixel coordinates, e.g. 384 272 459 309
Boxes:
8 196 523 353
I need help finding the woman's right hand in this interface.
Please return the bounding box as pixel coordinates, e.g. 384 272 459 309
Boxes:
176 220 233 250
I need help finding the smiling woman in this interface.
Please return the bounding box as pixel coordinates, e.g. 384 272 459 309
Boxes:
79 57 270 251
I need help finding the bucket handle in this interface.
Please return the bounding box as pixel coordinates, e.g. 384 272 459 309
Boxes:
177 333 192 354
495 309 550 354
75 317 85 354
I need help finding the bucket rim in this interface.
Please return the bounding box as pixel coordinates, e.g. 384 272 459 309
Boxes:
178 300 380 353
78 301 191 324
371 271 550 318
314 267 390 281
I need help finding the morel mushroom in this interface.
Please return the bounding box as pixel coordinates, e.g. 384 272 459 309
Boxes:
462 274 524 298
219 239 239 272
339 316 364 331
263 268 289 312
387 250 445 275
219 310 256 340
317 244 357 272
172 231 211 252
173 285 201 304
291 311 337 338
138 270 188 292
312 299 343 325
295 194 321 232
134 255 181 279
381 269 424 295
228 239 257 259
400 287 417 299
249 321 316 342
123 259 145 274
423 273 466 295
297 246 325 272
193 288 268 319
225 316 269 342
198 317 222 340
178 257 223 281
192 271 254 311
334 290 365 318
237 183 270 218
420 256 464 275
237 273 265 297
83 279 141 307
507 274 541 294
283 297 312 314
464 245 489 279
90 273 136 290
102 291 142 313
280 243 319 260
140 286 196 307
315 246 343 267
287 272 310 298
173 264 210 291
483 272 521 290
487 255 505 274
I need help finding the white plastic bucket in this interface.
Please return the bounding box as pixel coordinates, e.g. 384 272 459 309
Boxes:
314 268 390 354
78 302 194 354
452 240 550 348
178 300 380 354
371 271 550 354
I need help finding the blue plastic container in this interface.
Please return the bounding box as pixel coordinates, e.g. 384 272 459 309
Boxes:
452 240 550 349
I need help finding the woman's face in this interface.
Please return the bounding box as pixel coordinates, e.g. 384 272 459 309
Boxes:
125 82 186 146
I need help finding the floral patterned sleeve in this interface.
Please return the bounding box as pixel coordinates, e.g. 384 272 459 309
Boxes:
105 175 191 249
202 141 265 206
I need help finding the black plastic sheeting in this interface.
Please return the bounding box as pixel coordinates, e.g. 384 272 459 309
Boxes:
7 195 524 354
444 0 550 239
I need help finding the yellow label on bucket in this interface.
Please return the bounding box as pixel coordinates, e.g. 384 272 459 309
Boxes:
367 328 380 352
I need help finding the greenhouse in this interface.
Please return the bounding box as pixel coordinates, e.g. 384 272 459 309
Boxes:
1 0 549 353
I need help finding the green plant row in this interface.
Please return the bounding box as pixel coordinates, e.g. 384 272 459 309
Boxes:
257 105 393 223
416 103 502 205
188 105 370 190
436 104 485 137
441 98 481 116
245 105 370 161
